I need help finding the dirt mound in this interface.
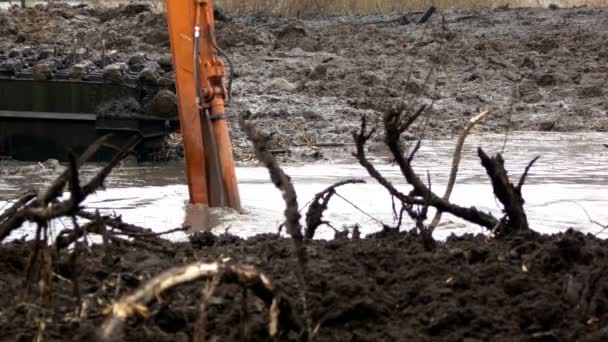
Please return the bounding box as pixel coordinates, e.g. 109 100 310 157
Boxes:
2 5 608 162
0 3 168 52
1 229 607 340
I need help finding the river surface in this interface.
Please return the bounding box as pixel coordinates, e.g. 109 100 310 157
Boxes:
1 132 607 241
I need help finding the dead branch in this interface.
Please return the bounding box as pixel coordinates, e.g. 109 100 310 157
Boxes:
77 210 154 235
0 190 37 223
352 115 424 207
54 215 173 256
239 116 312 336
98 259 302 340
354 112 501 233
76 210 188 241
417 171 434 251
0 136 140 242
430 111 490 228
575 202 608 235
194 276 221 342
38 134 111 206
112 226 189 238
304 179 365 240
517 156 540 190
353 111 501 238
382 107 502 231
478 148 530 234
55 220 104 250
239 118 304 244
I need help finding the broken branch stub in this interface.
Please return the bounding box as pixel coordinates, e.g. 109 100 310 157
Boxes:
97 259 302 340
304 179 365 240
478 148 531 234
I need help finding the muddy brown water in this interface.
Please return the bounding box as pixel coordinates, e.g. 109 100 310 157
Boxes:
1 131 607 241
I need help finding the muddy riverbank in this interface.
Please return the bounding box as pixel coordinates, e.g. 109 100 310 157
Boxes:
2 4 608 341
1 3 607 161
1 228 608 341
1 131 607 340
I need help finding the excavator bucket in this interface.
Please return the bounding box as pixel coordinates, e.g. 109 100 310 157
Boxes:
166 0 241 211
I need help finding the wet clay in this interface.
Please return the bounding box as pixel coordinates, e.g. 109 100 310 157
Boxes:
1 229 608 340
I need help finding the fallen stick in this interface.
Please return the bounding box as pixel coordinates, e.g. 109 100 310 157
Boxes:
430 111 490 228
98 259 301 340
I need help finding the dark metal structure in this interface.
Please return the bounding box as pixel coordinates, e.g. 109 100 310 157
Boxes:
0 78 178 162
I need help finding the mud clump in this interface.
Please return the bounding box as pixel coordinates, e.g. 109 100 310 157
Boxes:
96 97 142 118
137 63 161 85
102 62 128 84
1 229 608 340
578 85 604 99
32 60 57 80
266 77 297 92
147 89 178 118
536 73 558 87
69 60 98 79
519 80 542 104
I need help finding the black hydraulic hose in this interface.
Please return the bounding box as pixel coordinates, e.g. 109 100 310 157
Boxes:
193 27 202 109
193 25 226 206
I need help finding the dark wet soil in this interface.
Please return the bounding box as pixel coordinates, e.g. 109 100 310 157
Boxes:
1 228 608 341
1 3 608 163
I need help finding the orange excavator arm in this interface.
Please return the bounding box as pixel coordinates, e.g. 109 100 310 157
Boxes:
165 0 240 211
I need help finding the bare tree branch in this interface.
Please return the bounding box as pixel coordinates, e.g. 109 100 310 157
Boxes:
574 202 608 235
430 110 490 228
0 136 140 242
0 190 37 223
352 115 425 207
382 109 501 230
304 179 365 240
38 134 112 206
239 116 312 337
517 155 540 190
